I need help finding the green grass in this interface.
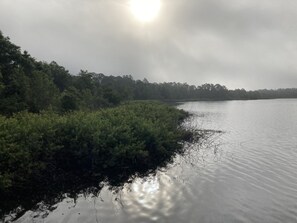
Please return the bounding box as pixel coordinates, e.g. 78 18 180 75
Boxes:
0 101 193 216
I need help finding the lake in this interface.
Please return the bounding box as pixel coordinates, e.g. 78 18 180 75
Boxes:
14 99 297 223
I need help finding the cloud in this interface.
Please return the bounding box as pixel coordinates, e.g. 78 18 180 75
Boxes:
1 0 297 89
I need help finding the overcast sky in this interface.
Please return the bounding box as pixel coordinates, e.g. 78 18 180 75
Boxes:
1 0 297 89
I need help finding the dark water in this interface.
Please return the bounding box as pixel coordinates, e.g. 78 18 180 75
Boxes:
11 99 297 223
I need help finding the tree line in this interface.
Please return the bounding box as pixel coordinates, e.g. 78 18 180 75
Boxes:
1 31 297 115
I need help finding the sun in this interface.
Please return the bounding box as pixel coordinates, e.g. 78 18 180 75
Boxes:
129 0 161 23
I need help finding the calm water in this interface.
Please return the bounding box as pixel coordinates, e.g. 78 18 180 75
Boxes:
14 99 297 223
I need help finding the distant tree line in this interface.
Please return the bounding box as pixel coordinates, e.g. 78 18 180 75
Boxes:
1 31 297 115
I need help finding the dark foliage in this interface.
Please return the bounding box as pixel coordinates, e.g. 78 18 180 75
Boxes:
0 101 192 217
1 31 297 116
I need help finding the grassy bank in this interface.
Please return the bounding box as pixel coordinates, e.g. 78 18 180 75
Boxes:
0 101 193 216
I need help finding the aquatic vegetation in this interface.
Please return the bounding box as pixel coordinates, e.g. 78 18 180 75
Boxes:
0 101 193 217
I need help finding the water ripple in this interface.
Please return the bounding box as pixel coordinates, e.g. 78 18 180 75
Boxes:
11 99 297 223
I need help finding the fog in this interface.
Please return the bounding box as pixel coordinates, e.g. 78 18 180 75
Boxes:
1 0 297 89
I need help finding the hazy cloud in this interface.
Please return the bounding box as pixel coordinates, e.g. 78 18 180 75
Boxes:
1 0 297 89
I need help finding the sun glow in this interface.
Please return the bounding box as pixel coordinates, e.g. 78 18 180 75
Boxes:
129 0 161 23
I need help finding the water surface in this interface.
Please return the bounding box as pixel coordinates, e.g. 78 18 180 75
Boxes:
13 99 297 223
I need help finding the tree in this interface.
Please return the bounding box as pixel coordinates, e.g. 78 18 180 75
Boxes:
39 61 71 92
27 71 59 112
0 68 29 114
60 87 80 112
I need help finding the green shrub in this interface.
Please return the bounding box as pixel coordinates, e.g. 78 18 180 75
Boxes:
0 101 192 215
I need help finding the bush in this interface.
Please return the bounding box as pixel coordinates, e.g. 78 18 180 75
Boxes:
0 101 192 215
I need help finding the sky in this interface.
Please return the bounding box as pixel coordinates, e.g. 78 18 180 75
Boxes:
1 0 297 90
